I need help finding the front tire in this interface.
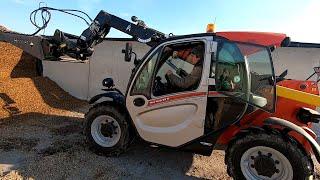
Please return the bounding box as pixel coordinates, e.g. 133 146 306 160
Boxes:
226 130 314 180
84 104 131 156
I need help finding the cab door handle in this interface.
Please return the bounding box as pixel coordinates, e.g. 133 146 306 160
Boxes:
133 98 145 107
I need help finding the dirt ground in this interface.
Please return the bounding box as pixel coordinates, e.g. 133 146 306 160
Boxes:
0 33 320 179
0 105 231 180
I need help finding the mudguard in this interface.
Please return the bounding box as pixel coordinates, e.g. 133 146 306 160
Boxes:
89 91 125 105
264 117 320 163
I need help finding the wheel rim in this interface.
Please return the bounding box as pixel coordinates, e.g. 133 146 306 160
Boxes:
240 146 293 180
91 115 121 147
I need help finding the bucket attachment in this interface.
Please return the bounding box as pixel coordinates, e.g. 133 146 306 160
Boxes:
0 32 46 60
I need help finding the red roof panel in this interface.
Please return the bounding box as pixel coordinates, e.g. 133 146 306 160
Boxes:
216 31 287 47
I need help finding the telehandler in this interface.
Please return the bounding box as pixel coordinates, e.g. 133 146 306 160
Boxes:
1 7 320 179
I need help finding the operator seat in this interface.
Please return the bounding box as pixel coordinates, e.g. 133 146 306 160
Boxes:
52 10 111 60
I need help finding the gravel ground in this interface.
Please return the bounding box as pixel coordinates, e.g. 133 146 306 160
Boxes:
0 105 231 180
1 106 319 180
1 35 320 179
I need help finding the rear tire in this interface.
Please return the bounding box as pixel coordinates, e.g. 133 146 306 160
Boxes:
226 130 314 180
84 104 131 156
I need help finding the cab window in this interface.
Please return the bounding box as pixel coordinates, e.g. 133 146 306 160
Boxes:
131 49 160 97
152 42 205 96
215 41 247 93
215 40 275 112
246 46 275 111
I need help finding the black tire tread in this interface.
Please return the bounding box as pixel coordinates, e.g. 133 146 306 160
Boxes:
84 103 131 156
225 128 314 180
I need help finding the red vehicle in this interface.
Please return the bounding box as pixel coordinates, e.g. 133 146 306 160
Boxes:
216 32 320 179
216 70 320 179
1 7 320 179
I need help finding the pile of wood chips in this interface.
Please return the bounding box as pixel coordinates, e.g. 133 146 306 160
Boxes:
0 26 85 119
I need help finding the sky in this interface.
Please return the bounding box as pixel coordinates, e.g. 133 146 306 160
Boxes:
1 0 320 43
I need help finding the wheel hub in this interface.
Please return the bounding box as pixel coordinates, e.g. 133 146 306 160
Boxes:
253 152 278 178
240 146 293 180
100 121 117 138
91 115 122 148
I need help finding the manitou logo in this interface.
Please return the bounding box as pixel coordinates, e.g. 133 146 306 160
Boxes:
126 24 131 32
148 97 170 106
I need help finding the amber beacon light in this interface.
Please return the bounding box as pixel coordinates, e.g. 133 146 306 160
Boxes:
206 23 215 33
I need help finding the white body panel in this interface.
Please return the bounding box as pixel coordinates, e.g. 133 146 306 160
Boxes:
138 104 197 127
126 93 207 147
88 40 150 99
272 47 320 80
43 60 89 100
43 39 150 100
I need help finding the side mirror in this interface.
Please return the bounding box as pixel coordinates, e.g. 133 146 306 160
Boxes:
122 42 132 62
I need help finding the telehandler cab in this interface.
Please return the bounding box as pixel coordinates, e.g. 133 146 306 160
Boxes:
1 6 320 179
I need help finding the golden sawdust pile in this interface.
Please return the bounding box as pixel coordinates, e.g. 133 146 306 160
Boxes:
0 31 86 119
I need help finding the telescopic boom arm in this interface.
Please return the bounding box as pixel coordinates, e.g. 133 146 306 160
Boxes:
0 9 167 60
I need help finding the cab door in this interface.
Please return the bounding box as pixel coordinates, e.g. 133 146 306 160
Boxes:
126 38 211 147
207 39 276 130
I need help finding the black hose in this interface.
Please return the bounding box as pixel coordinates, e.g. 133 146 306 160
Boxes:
29 6 93 36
